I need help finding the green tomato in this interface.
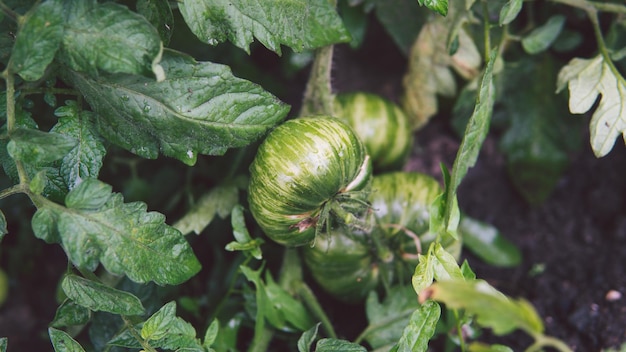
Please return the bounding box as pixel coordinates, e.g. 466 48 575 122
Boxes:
303 172 461 302
303 228 385 303
371 172 461 261
334 92 413 171
248 117 372 247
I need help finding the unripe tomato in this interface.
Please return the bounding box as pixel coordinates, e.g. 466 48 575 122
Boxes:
303 172 461 302
303 228 383 302
371 172 461 261
334 92 413 171
248 117 372 247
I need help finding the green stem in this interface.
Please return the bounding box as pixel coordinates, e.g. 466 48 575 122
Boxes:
481 0 491 61
0 1 18 22
296 282 337 339
300 45 335 117
0 184 27 199
2 69 30 186
121 315 158 352
453 309 467 352
247 324 274 352
526 334 573 352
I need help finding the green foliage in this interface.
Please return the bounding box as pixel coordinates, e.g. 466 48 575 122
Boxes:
0 0 620 350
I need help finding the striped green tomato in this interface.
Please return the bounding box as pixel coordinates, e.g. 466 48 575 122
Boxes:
371 172 461 261
248 117 372 247
303 172 462 302
334 92 413 171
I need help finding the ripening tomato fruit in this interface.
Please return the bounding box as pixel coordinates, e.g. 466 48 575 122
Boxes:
334 92 413 171
248 117 372 247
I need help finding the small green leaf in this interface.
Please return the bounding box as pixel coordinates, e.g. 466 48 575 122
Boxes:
226 204 263 259
43 178 201 285
499 0 523 26
0 210 7 241
174 183 238 235
142 301 177 340
423 279 544 336
49 327 86 352
460 217 521 267
364 286 420 349
240 265 272 343
418 0 448 16
141 301 204 351
298 323 320 352
67 50 289 165
0 337 6 352
469 342 514 352
29 170 47 195
432 242 464 281
522 15 565 54
136 0 174 45
179 0 350 54
62 274 145 315
203 319 219 349
391 300 441 352
52 102 107 190
412 247 435 294
557 54 626 157
264 272 314 331
7 128 77 164
316 338 367 351
50 299 92 328
446 50 496 232
58 1 164 79
10 0 64 81
32 207 61 243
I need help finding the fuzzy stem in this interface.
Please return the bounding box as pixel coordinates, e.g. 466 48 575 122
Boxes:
300 45 335 117
296 282 337 339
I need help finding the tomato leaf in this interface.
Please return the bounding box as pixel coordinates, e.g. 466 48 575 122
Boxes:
403 10 480 129
50 299 92 328
179 0 350 54
522 15 565 55
264 272 315 331
459 217 521 267
141 301 203 350
445 50 497 232
422 279 544 336
32 178 201 285
225 204 264 259
499 0 523 26
315 338 367 351
364 286 421 349
372 0 426 55
174 182 239 235
51 102 107 190
432 242 464 281
500 56 582 204
557 54 626 157
203 319 219 350
390 300 441 352
10 0 64 81
66 50 289 165
49 327 86 352
58 1 164 80
412 248 435 294
298 323 320 352
7 128 77 165
417 0 448 16
0 338 6 352
61 274 144 315
136 0 174 46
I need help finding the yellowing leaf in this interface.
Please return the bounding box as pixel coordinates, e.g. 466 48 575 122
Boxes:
403 16 480 130
557 55 626 157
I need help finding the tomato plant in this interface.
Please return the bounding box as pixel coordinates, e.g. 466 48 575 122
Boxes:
0 0 625 351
